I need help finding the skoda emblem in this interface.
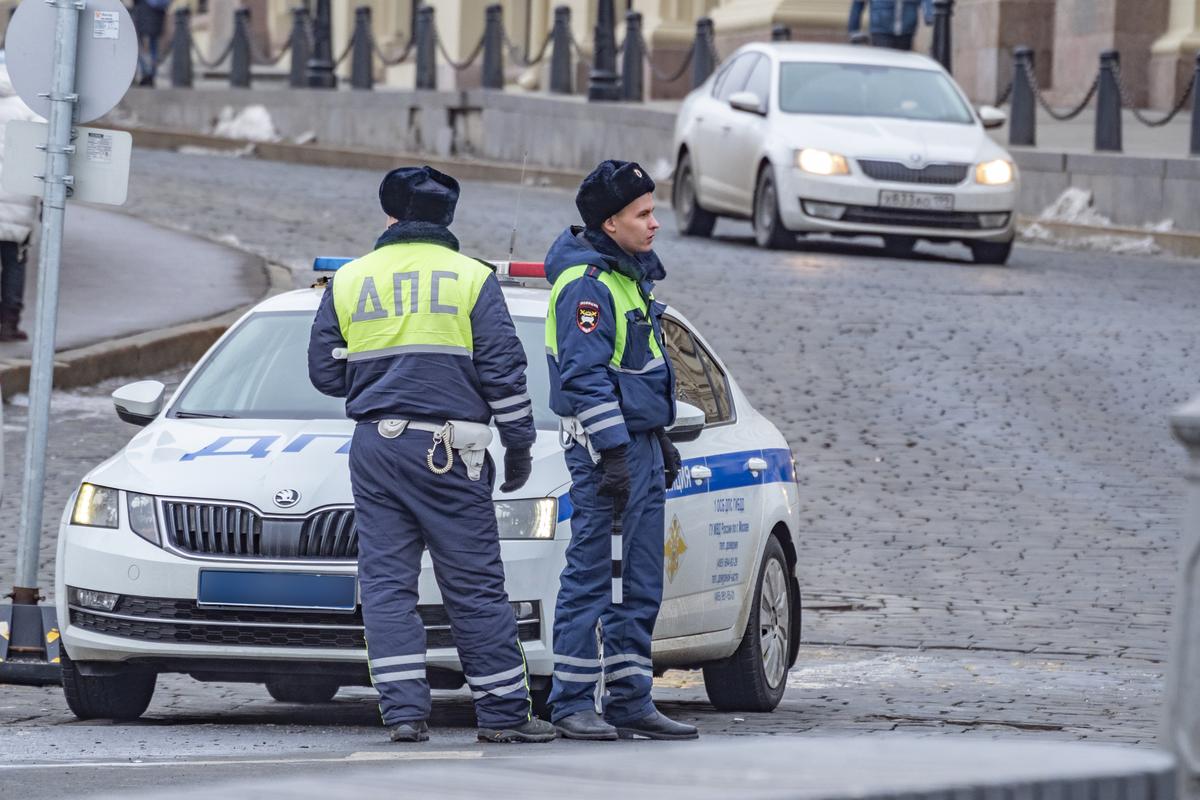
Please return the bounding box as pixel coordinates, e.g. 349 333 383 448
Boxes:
273 488 301 508
909 152 923 166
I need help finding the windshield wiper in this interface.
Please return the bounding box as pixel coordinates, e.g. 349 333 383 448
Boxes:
173 411 238 419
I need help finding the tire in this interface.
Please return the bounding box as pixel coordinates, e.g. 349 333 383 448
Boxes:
265 677 340 703
969 239 1013 265
673 152 716 237
752 166 792 250
702 536 792 712
882 235 917 258
61 649 156 721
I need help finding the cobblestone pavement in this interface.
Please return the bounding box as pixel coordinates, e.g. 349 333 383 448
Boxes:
2 149 1198 773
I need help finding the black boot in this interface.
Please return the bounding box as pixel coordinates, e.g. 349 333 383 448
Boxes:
478 717 558 743
388 720 429 742
614 710 698 740
554 709 618 740
0 307 26 342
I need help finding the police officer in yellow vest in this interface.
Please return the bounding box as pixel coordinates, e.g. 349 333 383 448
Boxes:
308 166 557 744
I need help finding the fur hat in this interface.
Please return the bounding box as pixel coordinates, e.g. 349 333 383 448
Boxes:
379 165 459 226
575 159 656 230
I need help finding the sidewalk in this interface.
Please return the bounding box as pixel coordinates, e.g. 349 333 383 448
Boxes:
0 205 267 374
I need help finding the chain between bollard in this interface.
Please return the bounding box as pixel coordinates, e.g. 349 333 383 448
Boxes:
372 32 415 66
1113 65 1197 128
639 32 695 83
993 80 1013 107
435 28 486 71
502 26 552 67
249 35 293 67
1023 58 1098 121
191 37 235 69
333 36 355 68
568 30 593 69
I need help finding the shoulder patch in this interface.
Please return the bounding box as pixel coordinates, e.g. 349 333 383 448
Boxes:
576 301 601 333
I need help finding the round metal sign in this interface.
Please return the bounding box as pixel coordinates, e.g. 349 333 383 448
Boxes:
6 0 138 124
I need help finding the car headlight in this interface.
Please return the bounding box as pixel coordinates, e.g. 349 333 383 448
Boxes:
796 148 850 176
495 498 557 540
127 492 158 543
71 483 119 528
975 159 1014 185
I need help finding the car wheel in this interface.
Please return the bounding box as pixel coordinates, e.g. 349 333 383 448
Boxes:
702 536 792 712
753 166 792 250
673 152 716 238
969 239 1013 265
61 649 156 721
265 677 340 703
883 236 917 258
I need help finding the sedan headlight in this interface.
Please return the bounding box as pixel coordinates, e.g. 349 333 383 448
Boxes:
495 498 557 540
127 492 158 543
975 159 1014 185
71 483 119 528
796 148 850 176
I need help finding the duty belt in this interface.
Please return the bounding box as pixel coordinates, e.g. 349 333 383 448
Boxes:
559 416 601 465
376 419 493 481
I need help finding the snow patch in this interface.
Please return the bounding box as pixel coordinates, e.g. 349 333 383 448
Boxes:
177 144 256 158
1020 188 1165 255
213 105 280 142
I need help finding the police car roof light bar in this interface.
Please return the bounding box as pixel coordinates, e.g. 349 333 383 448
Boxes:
313 257 353 272
506 262 546 278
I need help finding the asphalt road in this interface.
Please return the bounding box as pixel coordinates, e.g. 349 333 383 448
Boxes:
1 149 1197 797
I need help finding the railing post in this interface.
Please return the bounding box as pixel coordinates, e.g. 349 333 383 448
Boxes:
170 7 193 88
482 3 504 90
771 24 791 41
931 0 953 73
1095 50 1123 153
1168 395 1200 800
288 6 310 89
588 0 619 100
416 5 436 90
1191 53 1200 157
230 7 252 88
621 10 643 102
692 17 714 89
350 5 373 89
1009 46 1035 147
307 0 336 88
549 5 572 94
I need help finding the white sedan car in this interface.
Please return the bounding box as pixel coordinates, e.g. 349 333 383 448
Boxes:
55 263 802 721
673 43 1018 264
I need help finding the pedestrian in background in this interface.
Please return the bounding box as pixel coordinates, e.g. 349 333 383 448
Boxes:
0 66 40 342
849 0 933 51
132 0 170 86
308 165 557 745
542 160 695 741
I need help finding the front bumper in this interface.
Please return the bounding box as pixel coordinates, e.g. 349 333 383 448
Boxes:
777 166 1018 243
58 523 563 677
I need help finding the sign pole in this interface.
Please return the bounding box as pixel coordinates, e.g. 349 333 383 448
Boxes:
2 0 81 684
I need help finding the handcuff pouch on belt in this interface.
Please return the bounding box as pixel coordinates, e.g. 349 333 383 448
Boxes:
559 416 602 465
377 419 493 481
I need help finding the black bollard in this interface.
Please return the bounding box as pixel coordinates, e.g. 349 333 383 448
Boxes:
692 18 714 89
931 0 953 72
588 0 619 101
416 5 436 90
307 0 336 88
1190 54 1200 156
621 11 643 101
771 24 791 42
231 7 252 88
1009 46 1035 147
170 7 193 88
288 6 310 89
350 6 373 89
482 4 504 90
549 5 572 94
1095 50 1122 152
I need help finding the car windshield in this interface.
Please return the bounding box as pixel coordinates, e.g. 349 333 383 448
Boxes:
171 310 557 429
778 61 974 124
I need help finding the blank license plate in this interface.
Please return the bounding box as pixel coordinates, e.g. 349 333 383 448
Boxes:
197 570 357 611
879 190 954 212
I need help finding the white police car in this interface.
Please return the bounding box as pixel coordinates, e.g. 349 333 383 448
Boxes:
55 261 802 721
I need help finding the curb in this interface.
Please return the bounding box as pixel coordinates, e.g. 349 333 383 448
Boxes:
0 262 292 400
110 125 591 190
1019 216 1200 259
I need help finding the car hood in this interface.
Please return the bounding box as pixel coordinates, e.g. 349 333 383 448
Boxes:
84 418 571 514
774 114 1007 164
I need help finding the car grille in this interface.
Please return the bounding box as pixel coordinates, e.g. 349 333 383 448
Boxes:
840 204 986 230
69 595 541 651
857 159 969 185
161 501 359 560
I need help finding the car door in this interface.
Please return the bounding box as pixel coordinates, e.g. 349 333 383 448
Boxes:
653 315 746 639
720 54 773 215
690 53 758 213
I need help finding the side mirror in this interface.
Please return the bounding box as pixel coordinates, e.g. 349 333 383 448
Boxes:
978 105 1007 129
729 90 765 115
667 400 706 442
113 380 165 427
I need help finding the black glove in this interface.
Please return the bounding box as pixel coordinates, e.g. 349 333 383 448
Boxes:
499 447 532 493
597 445 631 510
656 429 682 489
